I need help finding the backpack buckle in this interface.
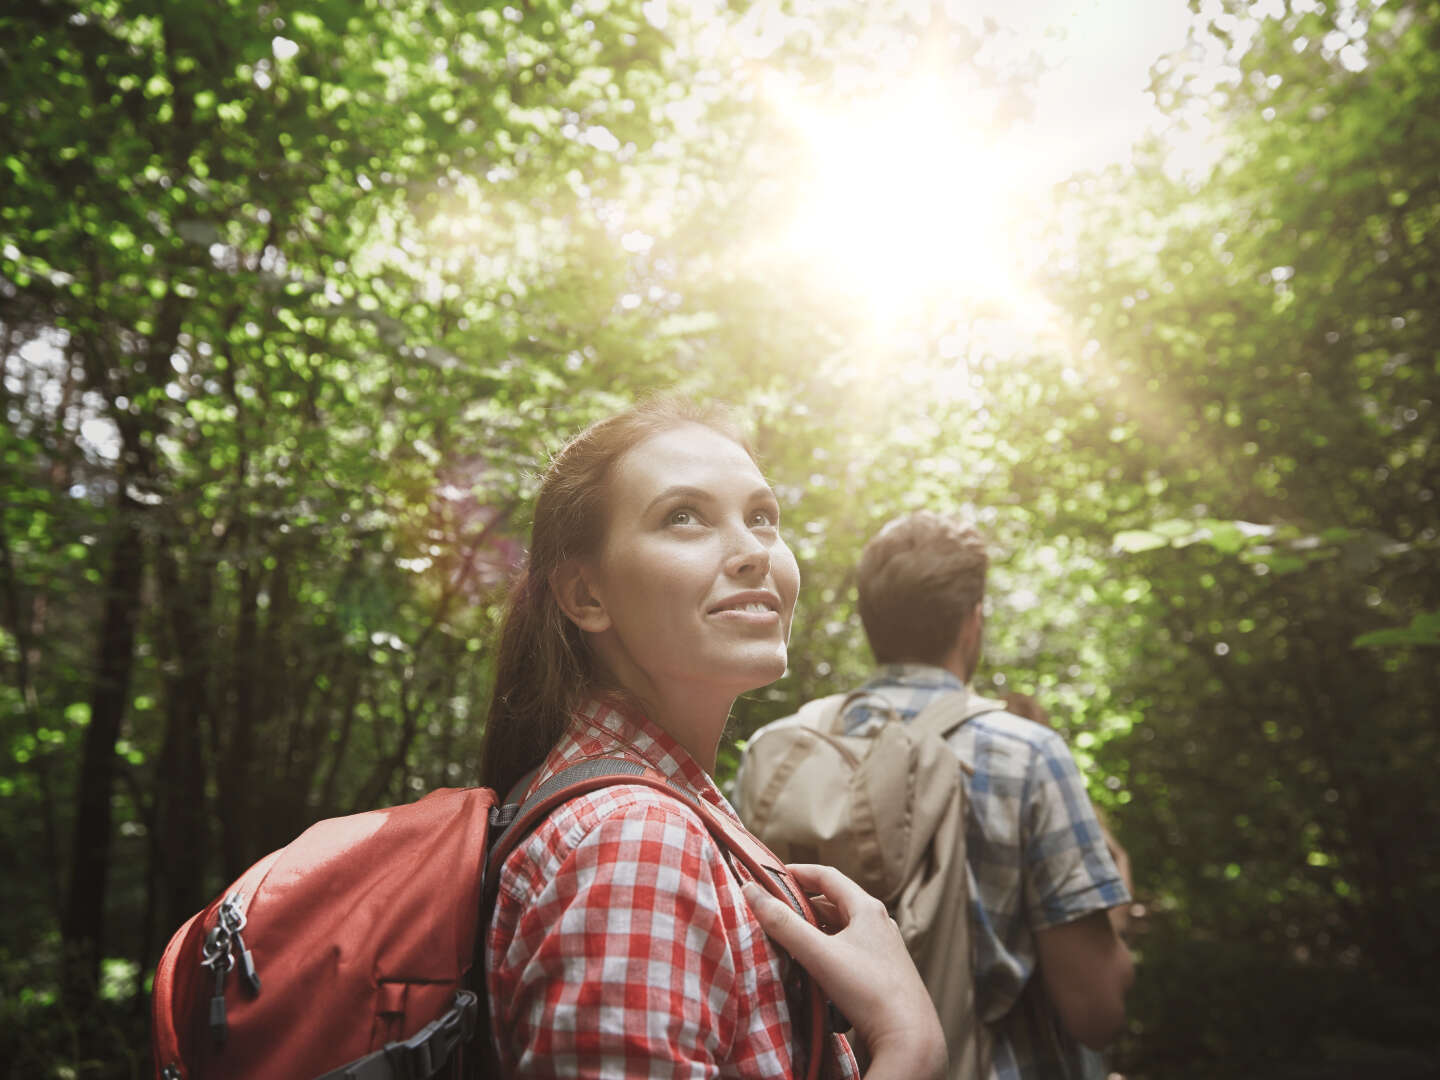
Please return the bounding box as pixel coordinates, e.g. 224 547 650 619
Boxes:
382 990 477 1080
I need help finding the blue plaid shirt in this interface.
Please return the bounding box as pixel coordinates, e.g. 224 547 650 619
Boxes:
843 664 1130 1080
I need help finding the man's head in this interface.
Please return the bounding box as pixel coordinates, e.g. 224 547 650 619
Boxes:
856 511 989 679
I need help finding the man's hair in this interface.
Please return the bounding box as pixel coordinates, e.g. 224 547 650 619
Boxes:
856 511 988 665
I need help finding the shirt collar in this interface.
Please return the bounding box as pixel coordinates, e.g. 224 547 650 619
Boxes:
539 696 721 806
866 661 968 693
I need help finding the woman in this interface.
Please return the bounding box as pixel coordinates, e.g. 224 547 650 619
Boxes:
479 397 944 1079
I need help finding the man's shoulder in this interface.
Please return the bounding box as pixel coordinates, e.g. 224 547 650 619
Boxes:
748 693 847 737
948 705 1082 787
965 706 1069 750
754 681 1074 760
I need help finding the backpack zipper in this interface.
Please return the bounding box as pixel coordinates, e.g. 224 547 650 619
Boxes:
198 891 263 1046
218 893 262 994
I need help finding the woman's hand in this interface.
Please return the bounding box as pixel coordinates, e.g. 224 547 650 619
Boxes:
741 863 947 1080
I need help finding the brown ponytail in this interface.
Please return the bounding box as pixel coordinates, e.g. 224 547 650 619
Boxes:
478 397 751 796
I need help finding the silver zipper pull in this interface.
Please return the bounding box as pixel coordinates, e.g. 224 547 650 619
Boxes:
218 894 261 995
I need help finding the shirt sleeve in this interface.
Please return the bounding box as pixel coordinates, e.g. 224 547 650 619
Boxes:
492 793 796 1079
1020 731 1132 930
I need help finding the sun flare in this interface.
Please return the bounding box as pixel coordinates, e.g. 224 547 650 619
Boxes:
768 76 1034 323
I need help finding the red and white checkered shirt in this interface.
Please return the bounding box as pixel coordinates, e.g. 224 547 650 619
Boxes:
487 698 859 1079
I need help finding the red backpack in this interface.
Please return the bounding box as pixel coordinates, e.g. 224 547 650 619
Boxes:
151 757 830 1080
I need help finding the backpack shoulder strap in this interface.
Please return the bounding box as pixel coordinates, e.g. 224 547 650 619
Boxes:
752 689 901 739
828 689 902 734
311 991 479 1080
788 693 850 732
908 687 1006 743
485 756 666 879
680 794 829 1080
482 756 828 1080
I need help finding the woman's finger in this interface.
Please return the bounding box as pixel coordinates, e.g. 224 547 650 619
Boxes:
786 863 890 926
806 893 841 930
784 863 859 908
743 870 946 1080
741 882 827 959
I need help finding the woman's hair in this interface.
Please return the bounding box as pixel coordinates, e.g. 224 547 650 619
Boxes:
478 395 751 796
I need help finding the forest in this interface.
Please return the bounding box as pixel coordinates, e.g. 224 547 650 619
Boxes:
2 0 1437 1075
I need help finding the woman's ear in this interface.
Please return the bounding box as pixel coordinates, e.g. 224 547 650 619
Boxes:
551 559 611 633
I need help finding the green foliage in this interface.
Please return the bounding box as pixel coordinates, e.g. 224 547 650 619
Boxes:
3 0 1439 1075
1119 928 1440 1079
1036 1 1440 1072
1353 609 1440 648
1 0 691 1059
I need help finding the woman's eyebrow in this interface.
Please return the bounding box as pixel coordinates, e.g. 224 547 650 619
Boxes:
644 485 711 514
643 484 777 514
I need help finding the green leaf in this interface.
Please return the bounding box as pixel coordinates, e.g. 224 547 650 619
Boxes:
1354 611 1440 649
1113 530 1169 553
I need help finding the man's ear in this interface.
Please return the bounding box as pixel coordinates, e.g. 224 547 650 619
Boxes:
961 603 984 677
551 559 611 633
945 603 984 683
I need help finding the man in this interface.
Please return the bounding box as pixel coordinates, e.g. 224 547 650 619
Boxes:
846 510 1133 1079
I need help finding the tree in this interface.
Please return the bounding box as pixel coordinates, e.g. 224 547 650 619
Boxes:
7 0 1437 1074
1 0 679 1017
1032 1 1440 1072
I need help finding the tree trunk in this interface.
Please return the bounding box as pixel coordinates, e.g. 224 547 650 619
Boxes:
59 495 144 1004
0 512 64 911
152 545 213 946
219 547 260 878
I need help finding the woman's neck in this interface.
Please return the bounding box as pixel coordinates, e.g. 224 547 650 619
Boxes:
634 685 736 774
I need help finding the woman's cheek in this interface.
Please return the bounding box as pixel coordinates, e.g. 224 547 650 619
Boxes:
778 545 801 628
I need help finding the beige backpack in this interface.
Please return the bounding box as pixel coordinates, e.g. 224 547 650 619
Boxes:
735 688 1003 1080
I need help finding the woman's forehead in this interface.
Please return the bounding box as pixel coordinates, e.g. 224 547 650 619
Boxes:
612 423 768 497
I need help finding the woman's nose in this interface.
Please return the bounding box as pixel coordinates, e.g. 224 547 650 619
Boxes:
724 527 771 580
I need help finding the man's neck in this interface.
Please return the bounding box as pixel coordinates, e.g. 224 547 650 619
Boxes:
874 659 967 685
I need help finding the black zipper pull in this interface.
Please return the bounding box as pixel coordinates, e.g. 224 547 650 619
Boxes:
208 960 229 1046
201 924 233 1047
231 928 260 995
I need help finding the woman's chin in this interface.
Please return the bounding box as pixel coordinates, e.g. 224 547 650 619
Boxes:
733 648 789 693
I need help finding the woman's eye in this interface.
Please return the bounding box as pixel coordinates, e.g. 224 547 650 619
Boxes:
748 509 778 528
667 508 696 526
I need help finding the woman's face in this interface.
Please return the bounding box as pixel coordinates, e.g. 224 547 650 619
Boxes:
569 422 800 716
